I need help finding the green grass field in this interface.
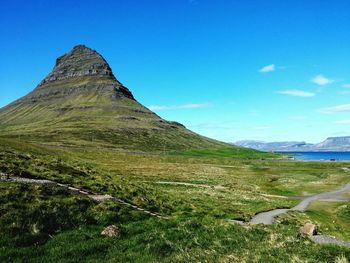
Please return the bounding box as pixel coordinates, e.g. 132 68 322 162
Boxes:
1 138 350 262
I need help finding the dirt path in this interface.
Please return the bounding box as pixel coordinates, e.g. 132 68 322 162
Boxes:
0 174 163 218
229 181 350 248
250 182 350 225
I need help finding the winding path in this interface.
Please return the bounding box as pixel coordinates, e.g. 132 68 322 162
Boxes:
230 181 350 248
2 173 350 247
0 174 163 218
250 182 350 225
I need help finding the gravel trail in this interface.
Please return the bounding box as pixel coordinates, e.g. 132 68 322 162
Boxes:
250 182 350 225
230 180 350 248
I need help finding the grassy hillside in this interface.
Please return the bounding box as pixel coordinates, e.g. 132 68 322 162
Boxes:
0 138 350 262
0 45 236 152
0 90 228 151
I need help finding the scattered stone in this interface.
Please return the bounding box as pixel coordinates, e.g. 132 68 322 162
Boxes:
300 223 317 236
101 225 120 237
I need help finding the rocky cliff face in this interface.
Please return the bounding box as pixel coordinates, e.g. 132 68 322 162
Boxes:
38 45 116 86
15 45 134 104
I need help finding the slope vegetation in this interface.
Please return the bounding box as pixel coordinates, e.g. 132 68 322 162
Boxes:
0 45 234 152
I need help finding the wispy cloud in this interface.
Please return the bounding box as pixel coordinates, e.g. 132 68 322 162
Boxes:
343 84 350 88
259 64 275 73
335 120 350 125
147 103 210 111
311 75 334 86
277 89 315 97
320 104 350 113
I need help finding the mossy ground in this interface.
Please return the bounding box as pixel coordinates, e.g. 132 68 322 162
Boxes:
0 138 350 262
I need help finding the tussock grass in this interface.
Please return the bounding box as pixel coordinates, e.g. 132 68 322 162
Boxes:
1 138 350 262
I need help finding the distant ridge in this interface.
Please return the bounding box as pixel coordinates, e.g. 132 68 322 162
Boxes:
0 45 233 151
235 136 350 152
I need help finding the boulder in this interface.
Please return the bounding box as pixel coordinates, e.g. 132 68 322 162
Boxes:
101 225 120 237
300 223 317 236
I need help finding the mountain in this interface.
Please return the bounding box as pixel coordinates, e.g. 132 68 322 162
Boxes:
235 140 310 151
313 136 350 151
0 45 230 151
235 137 350 152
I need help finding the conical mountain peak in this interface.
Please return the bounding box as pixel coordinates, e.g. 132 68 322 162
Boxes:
18 45 134 102
39 44 116 87
0 45 228 151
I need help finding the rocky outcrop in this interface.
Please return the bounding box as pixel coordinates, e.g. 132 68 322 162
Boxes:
13 45 134 103
38 45 116 86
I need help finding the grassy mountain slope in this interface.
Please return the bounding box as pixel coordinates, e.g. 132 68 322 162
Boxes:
0 45 236 152
0 89 228 151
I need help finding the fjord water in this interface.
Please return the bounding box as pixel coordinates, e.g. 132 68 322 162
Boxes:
289 152 350 161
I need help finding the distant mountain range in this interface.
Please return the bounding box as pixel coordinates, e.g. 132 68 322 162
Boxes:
235 136 350 152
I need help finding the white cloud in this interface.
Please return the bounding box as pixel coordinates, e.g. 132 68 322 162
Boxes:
343 84 350 88
335 120 350 125
147 103 210 111
259 64 275 73
320 104 350 113
311 75 334 86
277 89 315 97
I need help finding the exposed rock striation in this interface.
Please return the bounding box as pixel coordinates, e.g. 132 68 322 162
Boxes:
16 45 134 103
39 45 116 86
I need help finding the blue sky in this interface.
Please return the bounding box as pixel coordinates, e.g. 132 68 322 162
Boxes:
1 0 350 143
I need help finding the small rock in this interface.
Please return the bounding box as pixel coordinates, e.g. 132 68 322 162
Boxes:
101 225 120 237
300 223 317 236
